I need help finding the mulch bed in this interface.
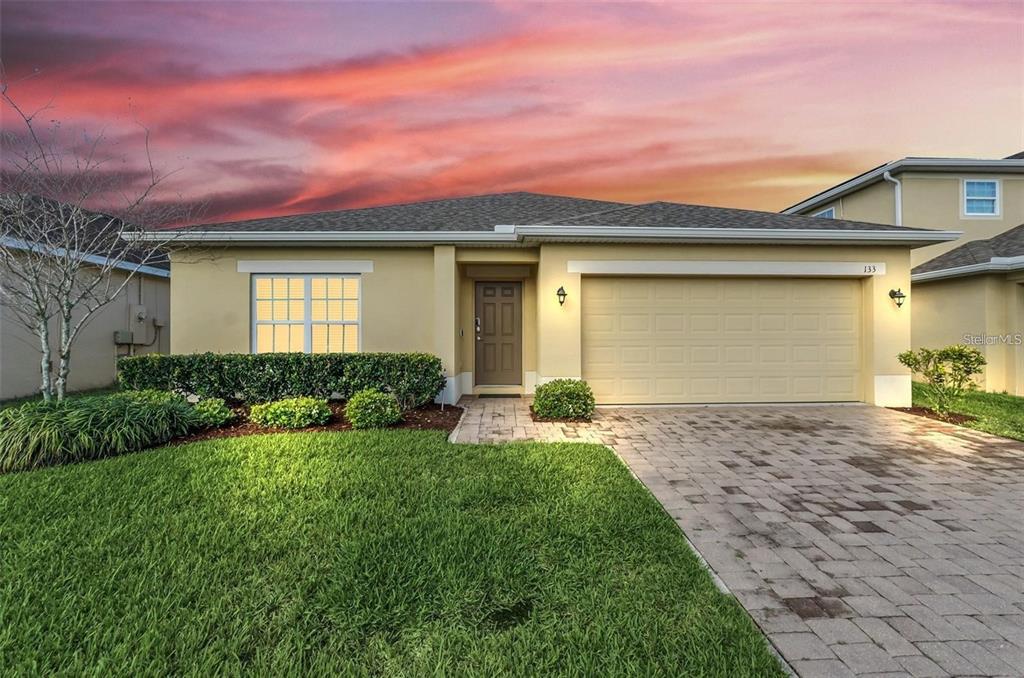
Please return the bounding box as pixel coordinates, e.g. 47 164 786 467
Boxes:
172 402 464 445
889 406 976 427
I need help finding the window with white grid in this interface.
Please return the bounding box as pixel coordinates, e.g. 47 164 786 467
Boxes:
964 180 999 216
252 275 360 353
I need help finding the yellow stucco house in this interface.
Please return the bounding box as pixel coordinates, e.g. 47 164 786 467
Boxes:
159 192 958 407
784 153 1024 395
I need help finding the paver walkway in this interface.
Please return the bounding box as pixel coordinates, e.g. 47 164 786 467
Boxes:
453 397 1024 677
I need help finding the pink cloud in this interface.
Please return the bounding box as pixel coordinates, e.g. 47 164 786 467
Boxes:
2 0 1020 223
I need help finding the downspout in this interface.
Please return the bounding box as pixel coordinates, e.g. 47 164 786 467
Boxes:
882 171 902 226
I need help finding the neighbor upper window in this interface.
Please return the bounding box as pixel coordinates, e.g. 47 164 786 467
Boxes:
813 207 836 219
964 180 999 216
252 275 360 353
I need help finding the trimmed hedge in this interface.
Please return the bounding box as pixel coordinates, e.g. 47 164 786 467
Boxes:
532 379 596 421
118 352 445 408
345 389 402 430
250 397 331 429
0 390 196 473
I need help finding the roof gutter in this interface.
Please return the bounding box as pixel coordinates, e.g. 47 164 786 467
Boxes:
1 236 170 278
135 225 961 247
912 255 1024 282
882 171 903 226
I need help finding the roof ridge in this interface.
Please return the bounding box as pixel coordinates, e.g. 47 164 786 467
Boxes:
536 201 643 224
189 191 629 230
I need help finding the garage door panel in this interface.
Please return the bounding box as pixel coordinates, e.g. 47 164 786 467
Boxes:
582 277 862 404
690 314 720 332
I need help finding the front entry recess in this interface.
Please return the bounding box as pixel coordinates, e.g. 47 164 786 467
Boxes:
475 281 522 385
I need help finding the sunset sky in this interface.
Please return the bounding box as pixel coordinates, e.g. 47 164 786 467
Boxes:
2 0 1022 224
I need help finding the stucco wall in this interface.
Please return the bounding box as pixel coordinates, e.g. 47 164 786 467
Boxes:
0 272 170 400
913 274 1024 395
170 247 435 356
798 173 1024 267
902 174 1024 266
812 180 896 227
170 242 916 406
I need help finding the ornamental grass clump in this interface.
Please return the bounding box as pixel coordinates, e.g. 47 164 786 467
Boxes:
0 390 196 473
345 388 402 429
531 379 596 421
249 397 331 429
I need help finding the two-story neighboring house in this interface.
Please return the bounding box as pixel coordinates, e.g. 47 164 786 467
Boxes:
784 153 1024 396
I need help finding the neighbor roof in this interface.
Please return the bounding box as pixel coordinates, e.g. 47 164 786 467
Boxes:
783 155 1024 215
2 194 169 274
151 191 960 247
913 223 1024 281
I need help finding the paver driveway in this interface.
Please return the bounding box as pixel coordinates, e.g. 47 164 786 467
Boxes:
453 398 1024 677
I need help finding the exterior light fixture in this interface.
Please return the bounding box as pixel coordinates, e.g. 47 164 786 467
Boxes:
556 286 568 306
889 288 906 308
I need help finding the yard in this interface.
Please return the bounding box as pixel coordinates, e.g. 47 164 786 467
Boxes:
0 430 782 676
912 381 1024 441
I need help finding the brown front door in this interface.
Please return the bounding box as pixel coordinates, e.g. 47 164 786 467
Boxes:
475 281 522 385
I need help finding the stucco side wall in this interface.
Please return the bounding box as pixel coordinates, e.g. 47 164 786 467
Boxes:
913 274 1024 395
902 174 1024 266
169 247 435 356
815 180 896 226
796 173 1024 267
1 272 169 400
536 243 914 406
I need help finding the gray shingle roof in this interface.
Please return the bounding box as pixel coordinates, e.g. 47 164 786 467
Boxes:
187 191 935 234
913 223 1024 275
546 200 934 232
187 192 628 232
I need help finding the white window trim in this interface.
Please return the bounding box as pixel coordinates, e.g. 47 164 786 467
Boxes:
962 178 1001 218
238 260 373 273
250 273 362 354
813 207 837 219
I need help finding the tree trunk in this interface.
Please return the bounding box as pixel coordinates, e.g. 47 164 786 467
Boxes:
55 308 72 401
37 317 53 401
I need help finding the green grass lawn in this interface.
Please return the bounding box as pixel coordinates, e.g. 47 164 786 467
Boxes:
0 430 781 676
913 382 1024 441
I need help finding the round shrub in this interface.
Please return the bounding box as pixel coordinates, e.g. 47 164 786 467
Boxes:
249 397 331 429
531 379 596 420
192 398 235 429
345 389 402 430
0 390 196 473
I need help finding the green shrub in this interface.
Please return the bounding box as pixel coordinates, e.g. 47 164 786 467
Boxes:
118 353 445 407
898 344 986 416
249 397 331 429
192 398 234 429
532 379 596 420
0 390 195 473
345 389 402 429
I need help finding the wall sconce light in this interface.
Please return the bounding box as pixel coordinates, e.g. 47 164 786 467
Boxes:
889 288 906 308
556 286 568 306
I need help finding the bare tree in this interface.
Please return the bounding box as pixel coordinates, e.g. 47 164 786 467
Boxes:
1 81 193 401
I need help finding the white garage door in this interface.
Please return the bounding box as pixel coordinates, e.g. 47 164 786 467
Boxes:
581 277 862 404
